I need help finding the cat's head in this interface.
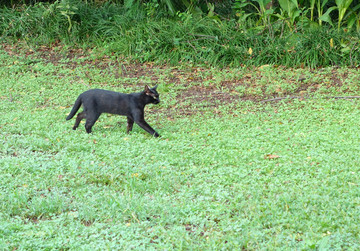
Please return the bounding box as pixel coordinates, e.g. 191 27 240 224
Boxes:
145 85 160 104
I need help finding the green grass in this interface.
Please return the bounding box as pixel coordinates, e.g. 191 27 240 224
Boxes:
1 48 360 249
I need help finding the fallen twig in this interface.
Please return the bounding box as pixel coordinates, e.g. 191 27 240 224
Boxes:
329 96 360 99
261 96 360 103
188 33 218 40
261 96 304 102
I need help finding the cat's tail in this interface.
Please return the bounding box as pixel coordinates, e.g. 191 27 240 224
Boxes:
66 97 82 120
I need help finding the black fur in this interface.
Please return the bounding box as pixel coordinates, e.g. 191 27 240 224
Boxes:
66 85 160 137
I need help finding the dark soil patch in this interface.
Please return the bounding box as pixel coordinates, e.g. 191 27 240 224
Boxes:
3 44 360 115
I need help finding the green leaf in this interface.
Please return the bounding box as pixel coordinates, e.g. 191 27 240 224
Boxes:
346 14 357 29
321 0 329 8
162 0 176 16
319 6 337 26
124 0 136 9
292 9 301 21
278 0 297 14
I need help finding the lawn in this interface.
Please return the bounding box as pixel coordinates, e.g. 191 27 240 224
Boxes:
1 45 360 249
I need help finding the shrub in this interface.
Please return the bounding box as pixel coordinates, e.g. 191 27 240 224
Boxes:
0 1 359 68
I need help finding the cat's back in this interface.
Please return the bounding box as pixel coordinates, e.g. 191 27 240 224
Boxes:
81 89 119 96
79 89 132 114
80 89 126 100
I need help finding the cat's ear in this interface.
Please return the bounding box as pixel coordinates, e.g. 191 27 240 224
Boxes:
152 85 158 90
145 85 151 95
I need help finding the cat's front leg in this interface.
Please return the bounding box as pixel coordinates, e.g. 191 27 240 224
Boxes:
132 111 159 137
135 119 159 137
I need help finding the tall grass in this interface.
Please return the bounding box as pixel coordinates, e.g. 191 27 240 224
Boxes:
0 1 359 68
100 18 360 68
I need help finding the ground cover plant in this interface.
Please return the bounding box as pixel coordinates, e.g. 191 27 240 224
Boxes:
1 45 360 249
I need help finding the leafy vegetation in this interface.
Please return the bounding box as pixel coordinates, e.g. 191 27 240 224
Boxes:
1 46 360 249
234 0 360 31
0 0 359 68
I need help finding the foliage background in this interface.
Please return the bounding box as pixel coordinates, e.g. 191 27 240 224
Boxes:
0 0 360 67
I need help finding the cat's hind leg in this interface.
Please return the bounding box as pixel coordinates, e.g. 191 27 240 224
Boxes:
126 117 134 134
73 111 86 130
84 112 100 133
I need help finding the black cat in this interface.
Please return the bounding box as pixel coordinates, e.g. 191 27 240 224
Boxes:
66 85 160 137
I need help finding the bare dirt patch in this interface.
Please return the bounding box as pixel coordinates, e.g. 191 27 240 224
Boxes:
3 44 360 113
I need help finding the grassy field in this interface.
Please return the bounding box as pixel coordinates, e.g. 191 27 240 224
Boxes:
1 45 360 249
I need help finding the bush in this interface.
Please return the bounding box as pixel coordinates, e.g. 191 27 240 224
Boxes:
0 1 359 68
